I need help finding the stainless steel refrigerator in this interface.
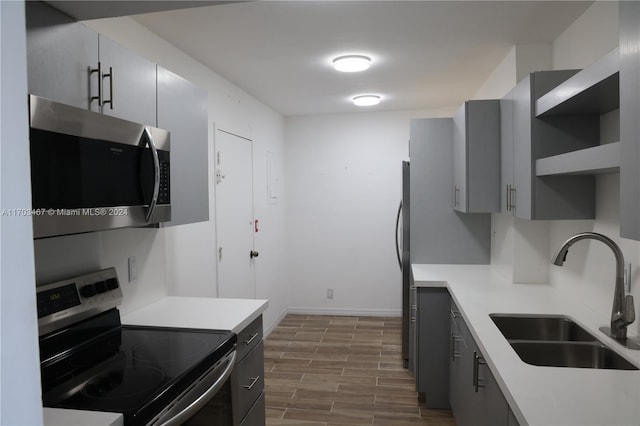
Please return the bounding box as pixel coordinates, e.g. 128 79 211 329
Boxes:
395 161 411 368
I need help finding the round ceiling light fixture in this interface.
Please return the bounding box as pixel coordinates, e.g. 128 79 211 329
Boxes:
332 55 371 72
353 94 381 106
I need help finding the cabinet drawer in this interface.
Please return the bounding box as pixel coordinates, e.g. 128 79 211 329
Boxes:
237 316 263 362
240 392 265 426
233 341 264 422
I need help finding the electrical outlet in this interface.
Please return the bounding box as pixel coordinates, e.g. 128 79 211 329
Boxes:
128 256 137 282
326 288 334 300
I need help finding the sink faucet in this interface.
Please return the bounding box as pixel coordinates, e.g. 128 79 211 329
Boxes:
552 232 635 341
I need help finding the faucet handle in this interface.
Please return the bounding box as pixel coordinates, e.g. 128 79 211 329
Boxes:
624 295 636 325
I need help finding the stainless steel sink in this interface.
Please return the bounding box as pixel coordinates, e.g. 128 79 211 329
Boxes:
509 342 638 370
490 314 639 370
490 314 597 342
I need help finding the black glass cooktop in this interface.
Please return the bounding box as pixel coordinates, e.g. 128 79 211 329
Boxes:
40 309 236 426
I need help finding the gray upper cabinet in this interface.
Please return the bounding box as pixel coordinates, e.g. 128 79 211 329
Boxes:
98 36 156 126
26 1 99 111
620 1 640 240
452 100 501 213
508 71 598 220
26 1 156 126
157 66 209 227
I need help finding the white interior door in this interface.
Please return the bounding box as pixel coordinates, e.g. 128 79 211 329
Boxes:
215 129 255 299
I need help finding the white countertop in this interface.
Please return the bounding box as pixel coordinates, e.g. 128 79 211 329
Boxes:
121 296 268 332
412 264 640 426
44 297 267 426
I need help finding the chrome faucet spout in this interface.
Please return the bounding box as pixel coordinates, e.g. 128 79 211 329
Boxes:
552 232 634 341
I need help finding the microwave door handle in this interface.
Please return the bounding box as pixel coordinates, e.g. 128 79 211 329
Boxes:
144 126 160 222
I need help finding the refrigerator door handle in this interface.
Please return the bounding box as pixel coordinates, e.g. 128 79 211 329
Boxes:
395 200 403 271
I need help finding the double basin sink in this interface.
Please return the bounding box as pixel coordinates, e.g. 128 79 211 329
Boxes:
490 314 638 370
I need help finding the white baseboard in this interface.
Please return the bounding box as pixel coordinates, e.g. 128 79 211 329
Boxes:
264 307 289 338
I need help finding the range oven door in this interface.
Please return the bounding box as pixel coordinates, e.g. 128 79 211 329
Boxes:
29 95 171 238
152 350 236 426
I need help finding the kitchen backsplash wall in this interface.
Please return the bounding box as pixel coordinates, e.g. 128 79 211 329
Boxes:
33 229 168 315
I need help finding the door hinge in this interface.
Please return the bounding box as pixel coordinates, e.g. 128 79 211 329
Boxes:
218 247 222 262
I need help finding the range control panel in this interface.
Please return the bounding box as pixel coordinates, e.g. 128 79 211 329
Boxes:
37 267 123 336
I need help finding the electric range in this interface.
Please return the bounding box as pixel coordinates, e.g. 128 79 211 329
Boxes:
37 268 236 426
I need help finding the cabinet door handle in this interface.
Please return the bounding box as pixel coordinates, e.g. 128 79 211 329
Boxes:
244 376 260 390
506 184 511 212
450 333 460 360
102 66 114 110
510 186 516 210
473 351 486 392
453 186 460 207
244 332 259 346
90 62 103 107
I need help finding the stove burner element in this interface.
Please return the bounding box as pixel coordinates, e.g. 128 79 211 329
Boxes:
82 366 165 400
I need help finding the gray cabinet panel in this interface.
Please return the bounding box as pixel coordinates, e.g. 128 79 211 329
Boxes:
409 118 490 265
157 66 209 227
240 393 265 426
26 1 99 111
231 315 265 426
453 101 501 213
98 35 157 126
500 89 515 213
233 340 264 422
450 299 511 426
620 1 640 240
408 280 417 373
415 288 450 409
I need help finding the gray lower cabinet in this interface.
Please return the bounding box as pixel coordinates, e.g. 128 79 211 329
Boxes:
450 300 512 426
157 67 209 227
231 316 265 426
414 288 451 409
452 100 501 213
506 71 599 220
26 1 157 126
620 1 640 240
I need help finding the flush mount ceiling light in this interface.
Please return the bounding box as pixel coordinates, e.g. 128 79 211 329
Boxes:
332 55 371 72
353 95 381 106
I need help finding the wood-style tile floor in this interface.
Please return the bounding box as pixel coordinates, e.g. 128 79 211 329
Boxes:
263 314 457 425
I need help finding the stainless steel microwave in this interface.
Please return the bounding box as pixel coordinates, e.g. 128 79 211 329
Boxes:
29 95 171 238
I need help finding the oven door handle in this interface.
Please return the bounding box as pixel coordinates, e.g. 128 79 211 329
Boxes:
157 350 236 426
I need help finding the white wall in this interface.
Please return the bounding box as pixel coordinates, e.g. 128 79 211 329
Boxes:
0 1 43 423
284 108 453 315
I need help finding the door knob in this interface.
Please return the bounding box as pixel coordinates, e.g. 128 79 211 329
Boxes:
250 250 259 259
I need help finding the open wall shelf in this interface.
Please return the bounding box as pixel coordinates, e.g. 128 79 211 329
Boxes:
536 48 619 117
535 142 620 176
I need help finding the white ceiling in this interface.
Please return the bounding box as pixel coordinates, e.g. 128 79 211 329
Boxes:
132 1 592 116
